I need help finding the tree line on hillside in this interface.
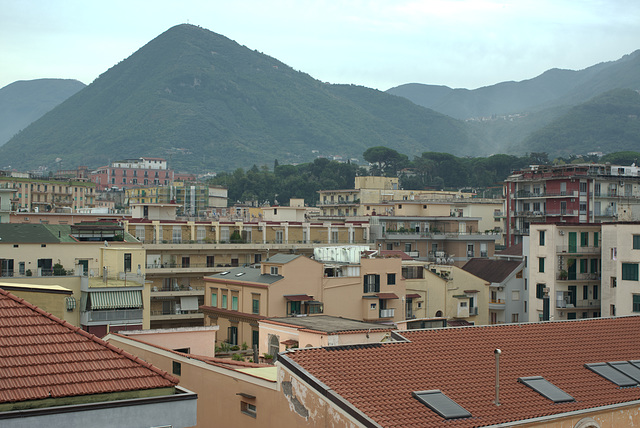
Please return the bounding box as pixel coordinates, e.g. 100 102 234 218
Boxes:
208 148 640 205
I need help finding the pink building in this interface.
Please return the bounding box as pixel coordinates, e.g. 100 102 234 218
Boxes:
91 157 175 191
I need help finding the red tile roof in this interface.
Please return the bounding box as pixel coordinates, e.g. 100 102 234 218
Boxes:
0 288 177 404
281 317 640 427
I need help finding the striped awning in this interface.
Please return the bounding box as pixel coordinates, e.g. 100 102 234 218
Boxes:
90 290 143 310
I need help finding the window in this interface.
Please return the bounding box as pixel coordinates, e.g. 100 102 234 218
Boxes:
580 259 587 273
172 226 182 243
211 291 217 307
583 285 589 300
536 283 545 299
270 266 279 275
611 304 616 316
182 257 190 268
222 294 228 308
172 361 181 376
252 298 260 314
580 232 589 247
579 203 587 213
364 274 380 293
404 243 412 253
511 313 519 323
634 295 640 313
228 326 238 345
524 300 527 313
241 402 257 418
634 235 640 250
594 232 599 247
538 257 545 273
288 301 301 315
593 285 598 300
232 296 238 311
207 256 215 267
539 230 545 246
622 263 639 281
275 230 283 244
387 273 396 285
611 247 617 260
611 277 617 288
590 258 599 274
579 182 588 193
124 253 132 273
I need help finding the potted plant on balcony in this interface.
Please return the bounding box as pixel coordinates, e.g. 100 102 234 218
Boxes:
559 270 568 280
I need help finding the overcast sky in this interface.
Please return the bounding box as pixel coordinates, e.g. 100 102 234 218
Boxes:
2 0 640 91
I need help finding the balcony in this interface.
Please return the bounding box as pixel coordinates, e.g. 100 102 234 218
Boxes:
81 309 142 324
379 308 395 318
546 209 578 216
555 299 600 310
146 262 221 274
489 300 505 310
469 307 478 316
151 286 205 297
556 245 600 254
556 272 601 281
150 309 204 321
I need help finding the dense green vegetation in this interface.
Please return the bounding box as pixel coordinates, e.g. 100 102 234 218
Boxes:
518 89 640 155
210 148 640 205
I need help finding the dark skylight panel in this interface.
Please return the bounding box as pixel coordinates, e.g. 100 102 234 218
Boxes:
585 363 638 387
412 390 471 419
608 361 640 382
518 376 575 403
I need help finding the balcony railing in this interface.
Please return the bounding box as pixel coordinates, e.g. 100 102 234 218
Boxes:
556 245 600 254
469 307 479 316
82 309 143 322
151 309 202 316
379 308 395 318
556 272 601 281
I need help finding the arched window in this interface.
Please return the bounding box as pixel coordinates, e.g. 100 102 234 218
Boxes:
435 310 443 317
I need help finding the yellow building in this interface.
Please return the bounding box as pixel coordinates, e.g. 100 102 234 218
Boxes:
0 175 95 213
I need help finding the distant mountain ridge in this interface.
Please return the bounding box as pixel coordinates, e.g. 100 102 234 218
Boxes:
387 50 640 120
1 24 639 173
0 79 85 146
0 24 469 172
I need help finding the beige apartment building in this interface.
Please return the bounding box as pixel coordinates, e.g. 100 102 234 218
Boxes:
526 223 602 322
201 252 407 348
600 222 640 317
0 174 95 212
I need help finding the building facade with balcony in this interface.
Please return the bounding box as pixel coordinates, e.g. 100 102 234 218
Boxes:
462 258 525 324
526 223 602 322
600 222 640 317
504 163 640 247
0 175 95 213
90 157 174 191
370 215 498 266
201 251 407 348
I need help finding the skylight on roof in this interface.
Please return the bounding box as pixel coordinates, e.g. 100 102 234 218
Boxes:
235 272 245 277
518 376 574 403
412 390 471 420
585 363 638 387
609 361 640 382
220 271 230 275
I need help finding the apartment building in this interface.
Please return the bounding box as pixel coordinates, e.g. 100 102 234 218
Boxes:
601 222 640 317
0 187 14 222
126 181 222 217
201 251 407 348
527 223 602 322
504 163 640 247
317 176 473 217
462 258 525 324
370 214 498 266
0 174 95 213
91 157 174 191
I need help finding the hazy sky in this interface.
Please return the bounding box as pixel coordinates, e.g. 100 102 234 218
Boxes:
2 0 640 91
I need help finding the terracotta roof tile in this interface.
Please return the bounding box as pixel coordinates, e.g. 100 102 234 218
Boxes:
0 288 178 404
282 317 640 427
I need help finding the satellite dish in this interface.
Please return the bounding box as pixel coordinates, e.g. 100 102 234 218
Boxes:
447 257 455 264
436 258 443 264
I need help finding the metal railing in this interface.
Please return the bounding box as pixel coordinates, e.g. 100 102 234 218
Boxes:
379 308 395 318
83 309 142 322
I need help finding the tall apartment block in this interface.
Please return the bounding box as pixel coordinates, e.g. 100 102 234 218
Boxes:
504 164 640 247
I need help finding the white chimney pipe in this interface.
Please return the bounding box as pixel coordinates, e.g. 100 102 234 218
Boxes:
495 348 502 406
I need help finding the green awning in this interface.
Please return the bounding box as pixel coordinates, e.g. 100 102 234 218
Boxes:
90 290 142 310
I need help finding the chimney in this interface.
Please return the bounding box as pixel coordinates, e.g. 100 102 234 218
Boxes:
494 348 502 406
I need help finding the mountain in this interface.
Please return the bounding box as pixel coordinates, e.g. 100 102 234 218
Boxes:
0 24 470 172
512 88 640 156
0 79 85 146
386 51 640 120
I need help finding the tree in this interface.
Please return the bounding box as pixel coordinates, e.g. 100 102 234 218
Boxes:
363 146 408 177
